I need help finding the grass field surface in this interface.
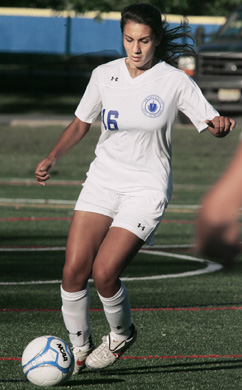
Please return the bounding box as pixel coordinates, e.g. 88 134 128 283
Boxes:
1 121 242 389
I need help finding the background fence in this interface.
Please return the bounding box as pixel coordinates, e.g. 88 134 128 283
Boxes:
0 8 226 93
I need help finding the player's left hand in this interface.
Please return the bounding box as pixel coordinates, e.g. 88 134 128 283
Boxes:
206 116 236 138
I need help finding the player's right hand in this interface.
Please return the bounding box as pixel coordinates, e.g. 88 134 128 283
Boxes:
35 157 56 186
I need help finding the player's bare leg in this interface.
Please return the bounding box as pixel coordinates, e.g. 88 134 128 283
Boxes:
61 211 113 373
62 210 113 292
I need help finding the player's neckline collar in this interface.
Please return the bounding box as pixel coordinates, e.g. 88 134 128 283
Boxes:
123 58 161 81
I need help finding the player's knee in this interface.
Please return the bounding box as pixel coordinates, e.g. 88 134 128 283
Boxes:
62 263 89 291
92 266 117 296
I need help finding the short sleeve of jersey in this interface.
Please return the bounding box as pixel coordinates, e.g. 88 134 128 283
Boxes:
75 68 102 123
177 72 219 132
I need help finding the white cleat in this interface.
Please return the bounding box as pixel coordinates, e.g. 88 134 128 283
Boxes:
85 324 137 370
72 337 95 374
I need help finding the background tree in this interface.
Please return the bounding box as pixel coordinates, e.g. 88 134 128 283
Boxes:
1 0 242 16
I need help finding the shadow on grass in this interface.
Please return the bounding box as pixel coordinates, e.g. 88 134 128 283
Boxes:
66 378 125 386
1 360 242 387
0 377 125 386
96 358 242 376
0 380 28 383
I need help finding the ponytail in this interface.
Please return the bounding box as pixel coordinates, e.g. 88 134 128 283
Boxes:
156 18 195 66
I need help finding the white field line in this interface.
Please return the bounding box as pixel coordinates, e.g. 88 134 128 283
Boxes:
0 244 195 252
0 178 83 186
0 247 67 252
0 177 210 191
0 247 222 285
0 197 200 210
0 198 76 205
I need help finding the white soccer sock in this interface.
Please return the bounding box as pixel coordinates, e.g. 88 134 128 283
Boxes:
61 284 91 348
98 281 132 340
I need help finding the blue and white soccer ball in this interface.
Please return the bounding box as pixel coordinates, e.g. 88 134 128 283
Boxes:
22 335 74 387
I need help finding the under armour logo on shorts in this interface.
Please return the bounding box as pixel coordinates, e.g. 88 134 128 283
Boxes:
137 223 145 231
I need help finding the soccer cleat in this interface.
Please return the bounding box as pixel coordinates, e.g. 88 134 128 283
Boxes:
85 324 137 370
72 336 95 374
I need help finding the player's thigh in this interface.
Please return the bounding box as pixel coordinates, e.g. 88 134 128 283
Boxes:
63 211 113 290
92 226 144 295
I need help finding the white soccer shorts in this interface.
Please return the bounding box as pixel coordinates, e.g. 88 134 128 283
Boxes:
74 180 167 245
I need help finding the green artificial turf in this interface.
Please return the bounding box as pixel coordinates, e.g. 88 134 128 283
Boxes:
1 122 242 389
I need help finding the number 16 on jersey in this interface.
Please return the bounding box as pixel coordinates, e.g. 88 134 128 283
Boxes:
102 109 119 131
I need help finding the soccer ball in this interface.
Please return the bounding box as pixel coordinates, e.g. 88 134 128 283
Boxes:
22 335 74 387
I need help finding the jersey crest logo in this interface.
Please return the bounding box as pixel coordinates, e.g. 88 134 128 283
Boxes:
141 95 164 118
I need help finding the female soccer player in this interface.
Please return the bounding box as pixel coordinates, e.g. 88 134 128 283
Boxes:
35 3 236 373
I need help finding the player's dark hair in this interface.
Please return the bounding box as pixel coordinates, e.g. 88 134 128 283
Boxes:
120 2 195 66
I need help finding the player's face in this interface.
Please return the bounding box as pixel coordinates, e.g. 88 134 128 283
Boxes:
123 21 160 71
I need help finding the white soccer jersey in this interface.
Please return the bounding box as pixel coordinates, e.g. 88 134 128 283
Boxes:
75 58 219 202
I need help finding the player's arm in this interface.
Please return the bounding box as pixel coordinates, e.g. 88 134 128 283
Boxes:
206 116 236 138
35 117 90 186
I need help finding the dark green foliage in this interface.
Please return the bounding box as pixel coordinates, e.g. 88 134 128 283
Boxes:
2 0 242 16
